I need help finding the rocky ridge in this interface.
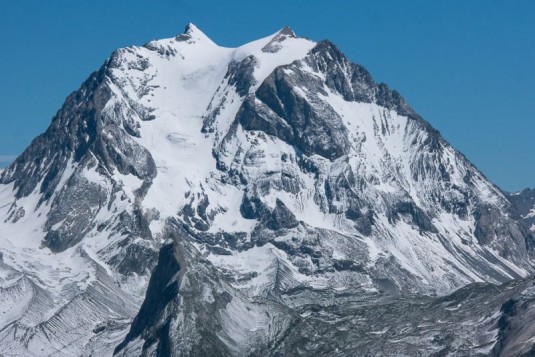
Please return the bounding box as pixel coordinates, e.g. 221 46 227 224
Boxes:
0 24 534 355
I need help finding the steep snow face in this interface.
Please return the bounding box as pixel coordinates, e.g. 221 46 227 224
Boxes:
107 24 315 226
0 24 533 355
115 26 532 298
0 24 317 355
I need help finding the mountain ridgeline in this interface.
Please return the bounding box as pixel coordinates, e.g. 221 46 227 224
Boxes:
0 24 534 356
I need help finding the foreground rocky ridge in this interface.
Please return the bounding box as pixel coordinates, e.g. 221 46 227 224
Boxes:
0 24 534 355
117 229 535 356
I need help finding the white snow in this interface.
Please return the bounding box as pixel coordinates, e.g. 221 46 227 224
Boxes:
0 23 532 355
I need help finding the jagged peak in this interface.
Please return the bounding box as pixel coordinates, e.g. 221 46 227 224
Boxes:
277 26 296 38
184 23 201 36
175 23 216 45
261 26 298 53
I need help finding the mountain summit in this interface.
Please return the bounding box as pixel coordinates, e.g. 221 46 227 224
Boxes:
1 25 534 356
175 23 215 44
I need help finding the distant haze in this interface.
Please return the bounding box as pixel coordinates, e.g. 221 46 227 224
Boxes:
0 155 16 167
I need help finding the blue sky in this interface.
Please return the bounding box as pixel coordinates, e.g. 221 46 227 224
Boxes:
0 0 533 191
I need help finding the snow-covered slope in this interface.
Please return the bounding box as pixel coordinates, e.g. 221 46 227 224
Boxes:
0 24 534 355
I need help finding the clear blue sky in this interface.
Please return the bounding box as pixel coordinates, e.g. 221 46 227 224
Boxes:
0 0 533 191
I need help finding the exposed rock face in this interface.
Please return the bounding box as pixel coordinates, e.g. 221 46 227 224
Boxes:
259 276 535 356
509 188 535 231
116 222 296 357
263 199 299 230
0 24 534 355
115 239 181 355
0 27 162 356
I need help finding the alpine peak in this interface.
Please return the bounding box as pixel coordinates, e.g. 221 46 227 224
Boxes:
277 25 296 38
261 25 300 53
176 22 214 44
1 24 535 356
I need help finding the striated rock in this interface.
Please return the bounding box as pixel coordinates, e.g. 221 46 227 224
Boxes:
0 23 534 356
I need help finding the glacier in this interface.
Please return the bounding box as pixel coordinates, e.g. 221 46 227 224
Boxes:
0 24 534 356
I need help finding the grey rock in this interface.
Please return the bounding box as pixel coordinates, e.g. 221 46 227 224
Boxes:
263 199 299 231
2 24 535 356
509 188 535 230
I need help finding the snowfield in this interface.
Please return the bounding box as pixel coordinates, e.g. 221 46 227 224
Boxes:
0 24 534 356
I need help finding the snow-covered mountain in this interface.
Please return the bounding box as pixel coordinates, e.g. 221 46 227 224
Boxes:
1 24 534 355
